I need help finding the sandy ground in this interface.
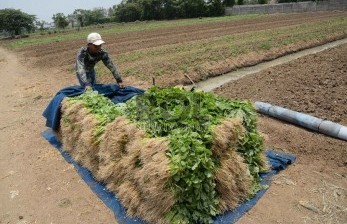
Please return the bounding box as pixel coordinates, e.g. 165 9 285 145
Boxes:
0 40 346 224
0 47 115 224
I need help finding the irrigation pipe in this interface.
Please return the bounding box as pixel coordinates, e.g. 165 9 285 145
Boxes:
255 102 347 141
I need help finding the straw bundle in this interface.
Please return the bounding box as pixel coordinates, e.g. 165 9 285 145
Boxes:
59 101 175 223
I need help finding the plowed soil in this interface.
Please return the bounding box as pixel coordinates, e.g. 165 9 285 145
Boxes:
16 11 347 88
0 11 346 224
215 43 347 224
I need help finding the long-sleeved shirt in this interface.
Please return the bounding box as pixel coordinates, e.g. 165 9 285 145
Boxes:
75 46 122 86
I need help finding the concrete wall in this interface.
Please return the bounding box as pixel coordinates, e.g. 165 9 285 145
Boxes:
225 0 347 16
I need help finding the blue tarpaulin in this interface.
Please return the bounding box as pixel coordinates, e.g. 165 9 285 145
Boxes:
42 84 144 130
42 129 295 224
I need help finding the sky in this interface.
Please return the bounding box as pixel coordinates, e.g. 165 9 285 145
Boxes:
1 0 122 22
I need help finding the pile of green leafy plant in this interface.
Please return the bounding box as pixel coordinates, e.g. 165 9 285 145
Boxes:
126 87 265 223
67 87 265 223
67 90 125 140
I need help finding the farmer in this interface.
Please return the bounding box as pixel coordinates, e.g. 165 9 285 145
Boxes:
75 32 124 90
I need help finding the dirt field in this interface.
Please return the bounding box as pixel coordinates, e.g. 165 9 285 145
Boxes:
0 12 346 224
15 11 347 88
215 43 347 224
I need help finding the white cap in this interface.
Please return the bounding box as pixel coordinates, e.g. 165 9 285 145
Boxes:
87 32 105 45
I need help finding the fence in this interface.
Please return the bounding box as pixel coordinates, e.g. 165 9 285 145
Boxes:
225 0 347 15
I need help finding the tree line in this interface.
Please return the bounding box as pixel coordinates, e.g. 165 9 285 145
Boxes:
54 0 272 28
58 0 236 27
1 0 286 35
114 0 229 22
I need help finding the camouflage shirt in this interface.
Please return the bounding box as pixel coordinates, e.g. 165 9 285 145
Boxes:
75 46 122 86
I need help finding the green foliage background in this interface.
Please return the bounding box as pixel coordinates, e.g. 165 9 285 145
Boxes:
0 9 36 35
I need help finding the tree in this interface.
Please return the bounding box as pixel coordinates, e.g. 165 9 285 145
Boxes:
258 0 268 4
141 0 165 20
207 0 224 17
115 2 142 22
67 14 76 28
237 0 244 5
107 7 115 18
223 0 235 6
72 9 86 27
178 0 207 18
0 9 36 36
162 0 180 19
84 8 108 25
70 8 112 27
52 13 69 29
35 20 45 32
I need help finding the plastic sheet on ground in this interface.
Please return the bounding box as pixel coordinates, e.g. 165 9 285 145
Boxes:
42 84 144 130
42 129 296 224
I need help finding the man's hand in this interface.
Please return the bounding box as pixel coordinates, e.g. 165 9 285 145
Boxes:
117 81 125 88
84 85 92 92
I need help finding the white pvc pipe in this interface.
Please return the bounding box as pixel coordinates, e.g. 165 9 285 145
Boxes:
255 102 347 141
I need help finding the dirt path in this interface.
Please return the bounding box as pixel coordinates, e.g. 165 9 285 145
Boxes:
0 42 346 224
0 47 115 224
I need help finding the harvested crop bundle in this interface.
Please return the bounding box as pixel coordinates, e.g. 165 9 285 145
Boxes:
58 87 268 223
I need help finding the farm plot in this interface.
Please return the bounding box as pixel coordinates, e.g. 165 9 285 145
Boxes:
7 11 347 88
0 11 346 224
215 43 347 224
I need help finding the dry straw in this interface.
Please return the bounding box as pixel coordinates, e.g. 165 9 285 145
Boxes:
60 99 100 173
99 118 175 223
59 101 175 223
212 118 253 212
